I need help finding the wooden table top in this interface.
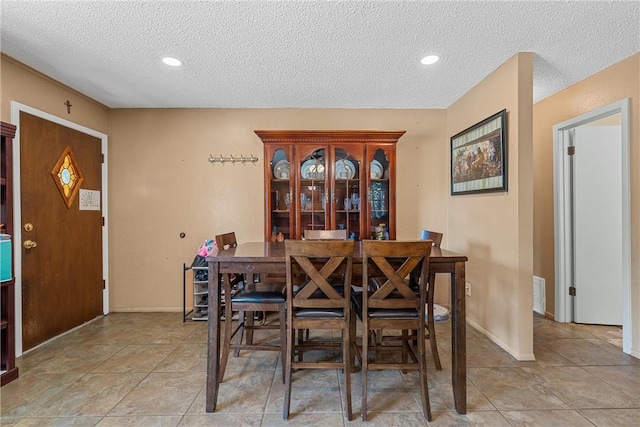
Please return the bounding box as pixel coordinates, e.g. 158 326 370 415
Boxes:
208 241 468 264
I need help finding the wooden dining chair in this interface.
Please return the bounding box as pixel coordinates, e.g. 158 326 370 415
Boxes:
215 231 239 251
215 232 286 384
357 240 433 422
420 229 443 247
303 229 347 240
417 229 443 370
300 228 348 341
283 239 355 420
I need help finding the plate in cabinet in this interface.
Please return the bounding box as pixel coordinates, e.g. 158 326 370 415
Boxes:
301 159 325 179
335 159 356 179
370 160 384 179
273 159 290 179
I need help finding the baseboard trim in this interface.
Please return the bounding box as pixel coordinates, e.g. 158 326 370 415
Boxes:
466 317 536 361
109 308 182 313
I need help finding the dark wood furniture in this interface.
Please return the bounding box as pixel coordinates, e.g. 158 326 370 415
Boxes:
358 240 433 421
257 130 404 241
421 230 443 247
214 232 239 251
303 229 347 240
214 232 286 383
419 229 444 370
283 240 355 420
205 241 468 414
1 121 18 386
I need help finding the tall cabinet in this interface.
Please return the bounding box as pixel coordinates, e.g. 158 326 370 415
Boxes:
257 130 404 241
1 121 18 386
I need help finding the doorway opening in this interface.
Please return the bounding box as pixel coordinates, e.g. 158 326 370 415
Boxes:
553 99 631 355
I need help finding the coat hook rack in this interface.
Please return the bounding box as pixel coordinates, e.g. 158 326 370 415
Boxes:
208 154 259 165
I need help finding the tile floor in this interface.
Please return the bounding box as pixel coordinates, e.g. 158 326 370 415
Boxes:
1 312 638 426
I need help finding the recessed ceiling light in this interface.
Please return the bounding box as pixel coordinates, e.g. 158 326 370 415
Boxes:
421 55 440 65
162 57 182 67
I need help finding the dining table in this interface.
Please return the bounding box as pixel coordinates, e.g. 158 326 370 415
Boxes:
205 241 468 414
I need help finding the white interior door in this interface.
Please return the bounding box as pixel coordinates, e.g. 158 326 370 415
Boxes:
573 125 622 325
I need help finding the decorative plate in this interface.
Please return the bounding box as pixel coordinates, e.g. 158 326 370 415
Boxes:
301 159 325 179
370 160 384 179
273 159 290 179
335 159 356 179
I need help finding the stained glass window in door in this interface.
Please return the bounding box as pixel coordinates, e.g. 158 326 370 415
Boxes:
51 145 84 208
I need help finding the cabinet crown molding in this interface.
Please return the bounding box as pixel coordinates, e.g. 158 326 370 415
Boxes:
255 130 405 143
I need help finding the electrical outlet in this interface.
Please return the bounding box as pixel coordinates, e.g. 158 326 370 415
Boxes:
465 282 471 297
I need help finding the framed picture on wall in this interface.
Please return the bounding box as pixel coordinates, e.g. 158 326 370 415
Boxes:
450 109 507 195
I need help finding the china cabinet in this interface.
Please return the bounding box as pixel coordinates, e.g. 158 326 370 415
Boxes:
257 130 404 241
1 121 18 386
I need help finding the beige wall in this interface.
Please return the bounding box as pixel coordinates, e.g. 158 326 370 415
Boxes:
446 53 535 360
1 51 538 359
8 48 636 359
1 55 108 132
107 109 448 310
533 54 639 355
1 54 448 313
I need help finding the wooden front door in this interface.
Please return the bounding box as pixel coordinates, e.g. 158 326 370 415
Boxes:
20 111 103 351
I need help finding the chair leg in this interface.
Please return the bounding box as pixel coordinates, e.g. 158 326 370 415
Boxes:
402 330 409 364
233 311 245 357
279 305 286 383
426 274 442 370
245 311 255 345
350 309 361 368
343 316 353 421
418 324 432 421
296 329 305 361
427 317 442 370
361 319 369 421
261 310 268 325
283 319 295 419
219 308 234 383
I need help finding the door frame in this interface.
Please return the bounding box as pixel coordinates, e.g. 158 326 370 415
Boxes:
10 101 109 356
552 98 631 354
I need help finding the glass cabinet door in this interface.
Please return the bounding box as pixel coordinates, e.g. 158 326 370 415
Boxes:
267 146 294 241
297 147 327 235
332 144 364 240
367 146 393 239
259 130 402 242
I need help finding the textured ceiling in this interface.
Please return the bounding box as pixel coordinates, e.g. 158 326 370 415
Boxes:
1 1 638 109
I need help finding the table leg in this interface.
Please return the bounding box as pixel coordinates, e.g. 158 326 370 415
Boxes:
451 261 467 413
206 261 221 412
